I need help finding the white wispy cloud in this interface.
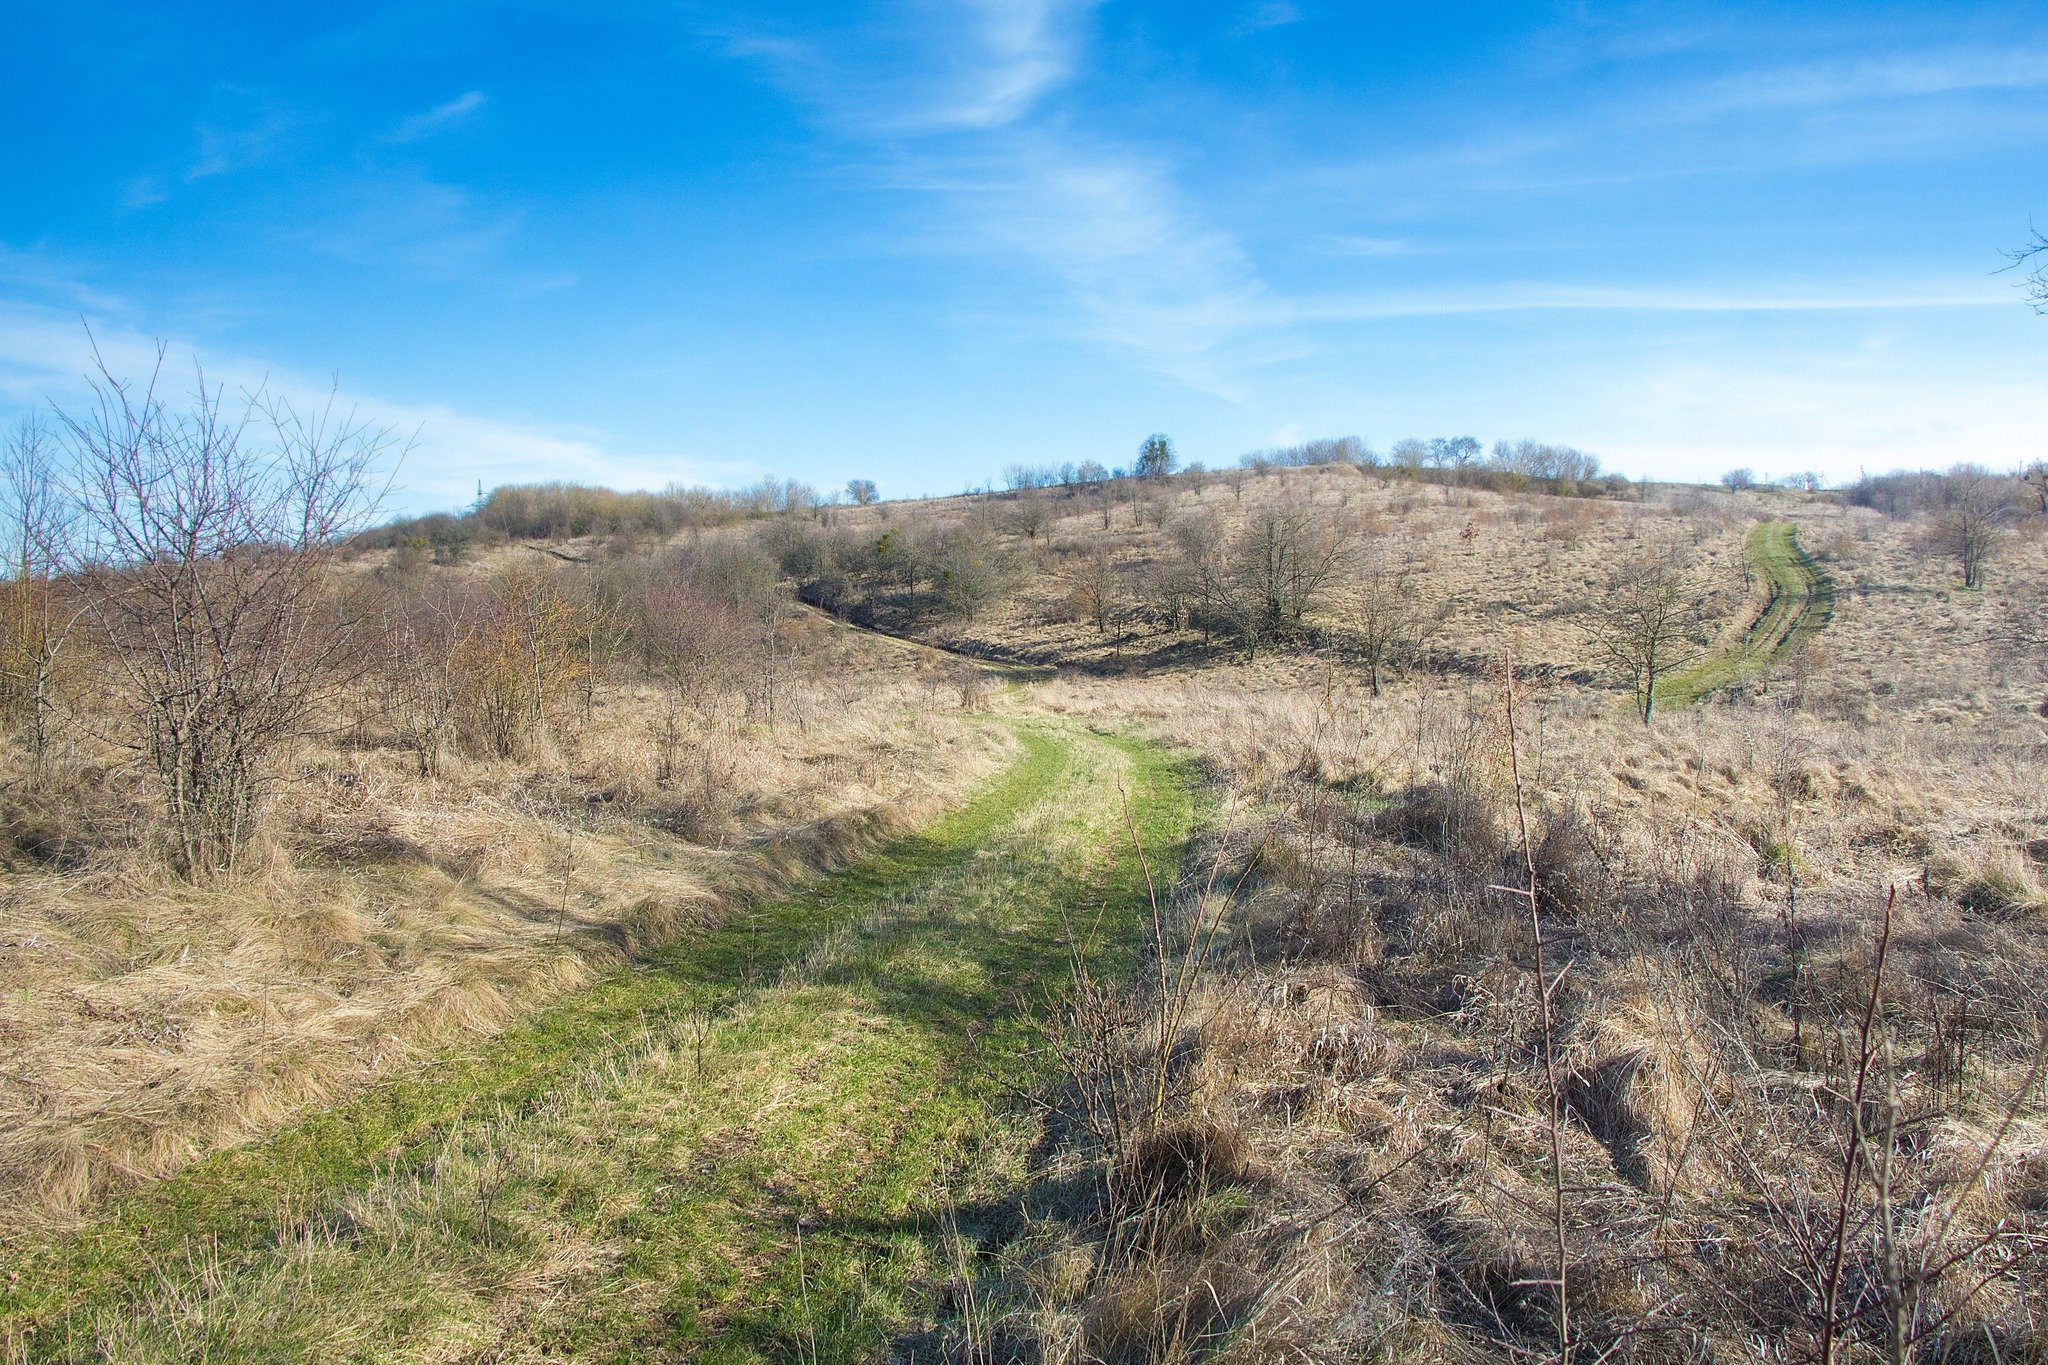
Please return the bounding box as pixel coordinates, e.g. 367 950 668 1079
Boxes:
1235 3 1303 35
187 112 292 182
0 243 128 315
388 90 488 143
722 1 1291 393
1321 235 1422 258
720 1 2048 455
1302 27 2048 210
120 178 170 211
935 0 1080 129
720 0 1090 134
928 135 1288 391
0 301 747 509
292 167 523 276
1288 281 2018 321
1698 46 2048 113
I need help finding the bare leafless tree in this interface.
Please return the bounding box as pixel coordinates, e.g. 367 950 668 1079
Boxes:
2018 461 2046 516
1065 540 1125 636
1175 496 1354 659
58 346 398 876
1345 550 1442 695
1005 490 1049 540
1578 546 1709 722
1924 468 2011 589
1246 499 1355 640
1 416 81 773
2007 226 2048 313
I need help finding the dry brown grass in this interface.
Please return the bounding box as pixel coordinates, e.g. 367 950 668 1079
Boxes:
903 467 1750 681
986 653 2046 1356
0 612 1003 1237
12 466 2047 1359
894 470 2048 1361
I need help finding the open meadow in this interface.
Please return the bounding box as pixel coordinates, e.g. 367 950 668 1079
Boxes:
3 433 2045 1361
10 6 2047 1359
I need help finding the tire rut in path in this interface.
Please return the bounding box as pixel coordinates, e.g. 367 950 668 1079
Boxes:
3 722 1199 1364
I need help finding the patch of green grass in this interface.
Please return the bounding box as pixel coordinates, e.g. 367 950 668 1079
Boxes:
4 723 1199 1363
1657 520 1835 711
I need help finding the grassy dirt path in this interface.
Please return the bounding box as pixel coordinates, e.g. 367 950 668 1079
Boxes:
1658 519 1835 710
2 722 1198 1364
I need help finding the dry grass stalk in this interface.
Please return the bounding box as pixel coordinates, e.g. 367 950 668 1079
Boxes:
1500 646 1574 1360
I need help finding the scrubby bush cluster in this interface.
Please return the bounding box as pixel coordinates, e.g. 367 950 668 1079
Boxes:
1163 496 1359 657
1844 465 2037 589
0 363 826 881
1005 432 1626 502
773 513 1020 626
0 360 1009 1239
356 475 826 561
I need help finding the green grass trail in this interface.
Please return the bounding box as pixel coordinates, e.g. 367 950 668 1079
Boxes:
1657 519 1835 711
3 722 1199 1363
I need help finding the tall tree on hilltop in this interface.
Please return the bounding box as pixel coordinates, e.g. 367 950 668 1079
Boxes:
1136 433 1176 480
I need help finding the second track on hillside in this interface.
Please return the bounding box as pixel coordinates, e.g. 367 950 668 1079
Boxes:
1658 519 1834 710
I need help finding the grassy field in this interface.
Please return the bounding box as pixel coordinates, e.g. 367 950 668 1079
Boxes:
2 722 1199 1363
1 621 1011 1237
1656 518 1836 709
12 464 2045 1361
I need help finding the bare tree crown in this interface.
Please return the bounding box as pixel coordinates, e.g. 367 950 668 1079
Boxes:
54 345 401 875
1578 546 1709 722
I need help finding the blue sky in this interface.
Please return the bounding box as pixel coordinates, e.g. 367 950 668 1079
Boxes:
2 1 2043 510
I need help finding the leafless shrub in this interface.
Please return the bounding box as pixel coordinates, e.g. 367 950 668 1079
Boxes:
1922 469 2012 589
58 347 397 876
377 582 471 776
449 565 587 760
955 663 989 712
1344 549 1443 694
1529 800 1606 921
1538 500 1612 544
